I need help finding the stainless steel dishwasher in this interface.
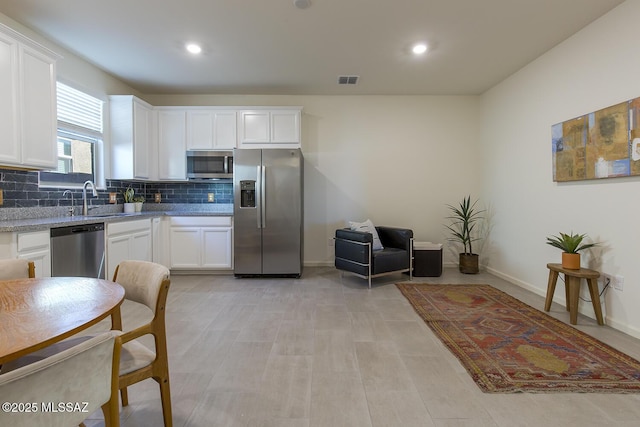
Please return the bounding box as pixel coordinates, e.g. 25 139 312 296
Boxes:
50 223 106 279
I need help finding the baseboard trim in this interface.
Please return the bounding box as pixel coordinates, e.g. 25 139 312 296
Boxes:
486 266 640 340
170 269 233 275
304 261 334 267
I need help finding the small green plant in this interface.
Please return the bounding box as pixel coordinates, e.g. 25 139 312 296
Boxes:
133 195 145 203
122 186 135 203
445 195 484 255
546 232 598 254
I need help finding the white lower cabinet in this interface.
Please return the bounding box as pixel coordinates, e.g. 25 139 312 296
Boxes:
169 216 232 270
152 217 161 264
17 230 50 278
0 229 51 278
106 219 152 279
0 214 232 278
201 227 233 268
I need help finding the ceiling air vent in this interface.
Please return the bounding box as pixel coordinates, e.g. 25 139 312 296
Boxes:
338 75 359 85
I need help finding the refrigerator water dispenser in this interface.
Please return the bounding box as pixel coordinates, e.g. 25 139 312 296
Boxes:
240 180 256 208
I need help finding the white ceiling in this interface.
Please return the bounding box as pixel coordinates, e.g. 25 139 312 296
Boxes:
0 0 625 95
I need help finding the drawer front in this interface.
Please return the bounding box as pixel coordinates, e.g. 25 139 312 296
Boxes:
17 230 49 252
107 218 151 236
169 216 232 227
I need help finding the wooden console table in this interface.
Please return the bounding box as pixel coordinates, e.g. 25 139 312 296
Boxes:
544 263 604 325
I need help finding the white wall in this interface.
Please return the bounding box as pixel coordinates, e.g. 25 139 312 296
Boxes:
148 94 482 266
481 1 640 336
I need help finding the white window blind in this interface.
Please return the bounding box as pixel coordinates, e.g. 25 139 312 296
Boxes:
56 82 103 135
39 82 104 186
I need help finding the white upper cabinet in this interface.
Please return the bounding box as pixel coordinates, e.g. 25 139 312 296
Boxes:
271 110 301 143
133 99 152 179
110 95 155 180
239 110 270 144
0 31 19 166
0 23 58 170
157 109 187 180
186 109 237 150
110 103 302 180
238 108 301 148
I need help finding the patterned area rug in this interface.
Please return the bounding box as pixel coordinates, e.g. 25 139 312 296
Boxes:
396 283 640 393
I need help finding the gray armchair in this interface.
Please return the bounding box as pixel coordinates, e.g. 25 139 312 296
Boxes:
335 226 413 288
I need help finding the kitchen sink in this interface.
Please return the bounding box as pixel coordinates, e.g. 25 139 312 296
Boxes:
88 212 140 218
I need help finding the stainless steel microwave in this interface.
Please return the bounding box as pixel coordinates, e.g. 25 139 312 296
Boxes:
186 150 233 180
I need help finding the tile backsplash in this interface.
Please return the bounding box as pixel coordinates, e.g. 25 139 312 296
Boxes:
0 168 233 208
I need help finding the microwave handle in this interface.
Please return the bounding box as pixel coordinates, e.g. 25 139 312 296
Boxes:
224 156 229 174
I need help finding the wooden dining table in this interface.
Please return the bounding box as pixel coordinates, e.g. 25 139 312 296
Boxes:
0 276 125 365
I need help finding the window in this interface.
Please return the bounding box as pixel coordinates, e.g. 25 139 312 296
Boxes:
39 82 104 187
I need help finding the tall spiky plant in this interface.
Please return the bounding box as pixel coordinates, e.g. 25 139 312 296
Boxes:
445 196 484 255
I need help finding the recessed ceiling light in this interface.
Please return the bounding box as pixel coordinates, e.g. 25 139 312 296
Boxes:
185 43 202 55
412 43 428 55
294 0 311 9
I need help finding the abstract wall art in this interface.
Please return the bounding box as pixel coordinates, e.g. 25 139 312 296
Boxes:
552 97 640 182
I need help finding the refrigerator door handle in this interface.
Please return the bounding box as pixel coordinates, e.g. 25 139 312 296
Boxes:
261 165 267 229
256 166 262 229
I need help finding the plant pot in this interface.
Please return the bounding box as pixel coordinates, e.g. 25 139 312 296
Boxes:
123 202 135 213
134 202 143 212
459 253 479 274
561 252 580 270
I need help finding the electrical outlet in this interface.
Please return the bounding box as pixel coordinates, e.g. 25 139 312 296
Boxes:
207 193 214 202
614 275 624 291
109 192 117 204
154 193 161 203
0 189 3 206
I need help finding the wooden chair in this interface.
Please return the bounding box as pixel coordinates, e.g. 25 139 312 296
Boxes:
111 260 172 427
0 259 35 279
0 331 122 427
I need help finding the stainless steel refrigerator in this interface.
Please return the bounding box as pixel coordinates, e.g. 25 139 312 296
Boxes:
233 148 303 277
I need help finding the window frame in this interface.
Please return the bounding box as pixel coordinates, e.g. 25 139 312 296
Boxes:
38 82 105 189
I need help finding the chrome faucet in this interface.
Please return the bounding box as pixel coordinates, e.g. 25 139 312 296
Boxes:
82 180 98 216
62 190 74 216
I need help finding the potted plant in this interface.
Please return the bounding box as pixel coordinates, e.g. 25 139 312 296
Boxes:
546 232 598 270
133 195 145 212
445 195 484 274
122 186 135 213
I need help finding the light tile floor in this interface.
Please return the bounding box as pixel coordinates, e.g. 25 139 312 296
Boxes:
85 267 640 427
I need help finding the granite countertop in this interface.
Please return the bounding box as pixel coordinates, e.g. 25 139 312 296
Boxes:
0 204 234 232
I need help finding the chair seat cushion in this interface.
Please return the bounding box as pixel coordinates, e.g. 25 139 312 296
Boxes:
372 247 409 275
335 247 409 277
120 340 156 375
